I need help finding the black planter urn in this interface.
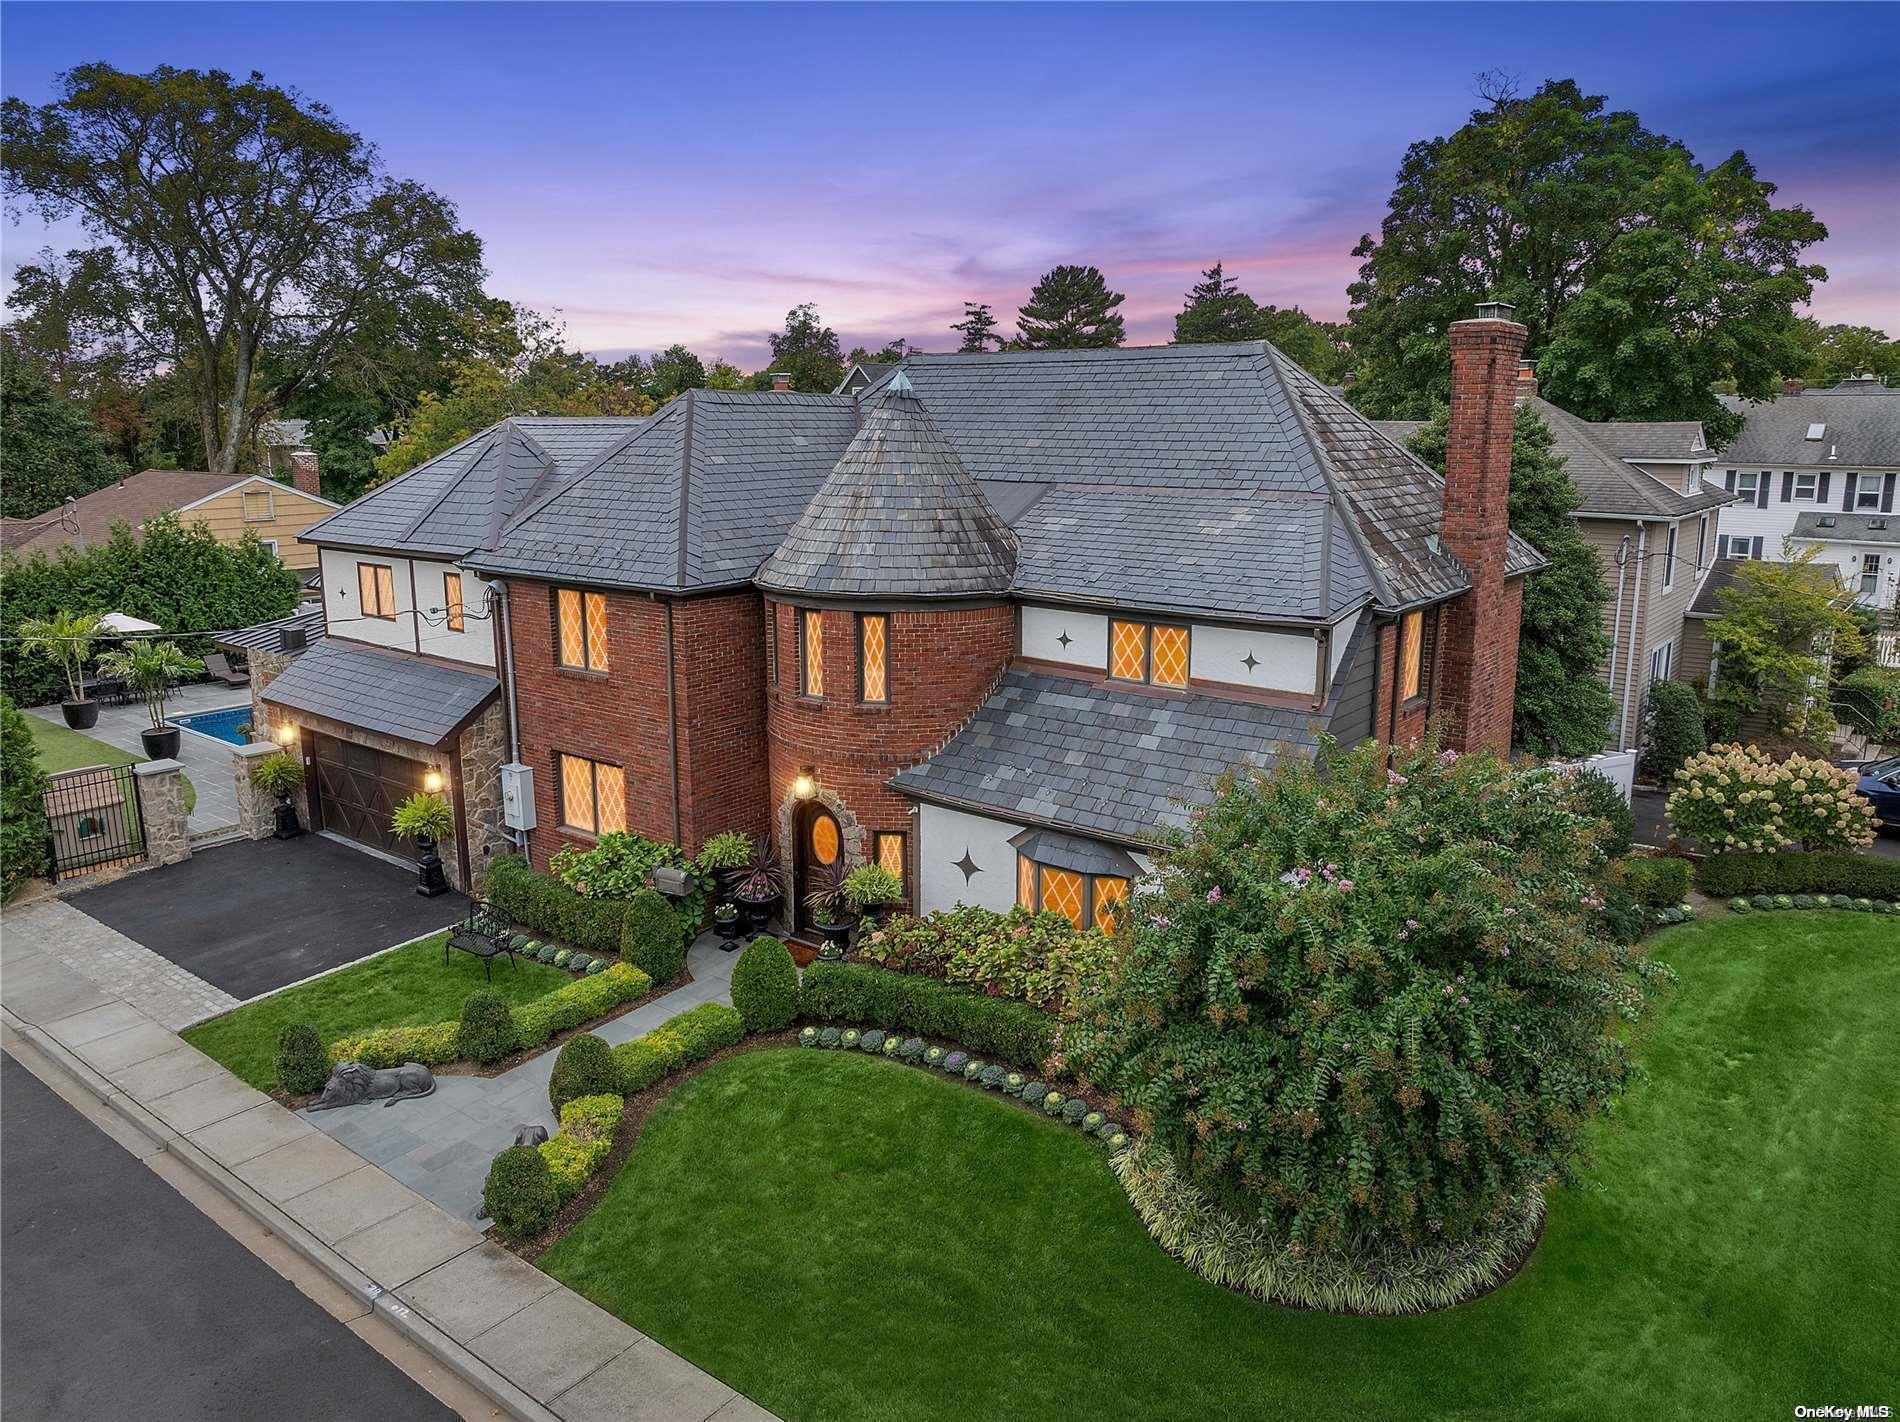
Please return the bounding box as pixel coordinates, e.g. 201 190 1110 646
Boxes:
60 699 99 731
713 911 742 951
736 892 781 934
414 834 450 898
272 792 304 841
140 724 181 760
814 918 853 961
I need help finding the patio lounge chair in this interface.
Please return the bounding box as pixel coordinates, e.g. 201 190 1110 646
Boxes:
203 652 250 688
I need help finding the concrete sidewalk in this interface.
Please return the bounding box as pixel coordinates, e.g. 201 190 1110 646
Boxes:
1 911 774 1422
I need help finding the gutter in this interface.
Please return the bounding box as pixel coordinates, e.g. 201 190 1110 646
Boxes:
1607 533 1632 697
495 580 526 851
1618 523 1650 750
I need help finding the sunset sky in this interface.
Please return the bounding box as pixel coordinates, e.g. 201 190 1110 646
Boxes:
4 1 1896 369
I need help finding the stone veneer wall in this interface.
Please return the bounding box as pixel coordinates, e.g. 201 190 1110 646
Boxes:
457 698 508 897
133 760 192 867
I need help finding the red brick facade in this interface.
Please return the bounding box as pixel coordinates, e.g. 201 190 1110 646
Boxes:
1436 314 1529 754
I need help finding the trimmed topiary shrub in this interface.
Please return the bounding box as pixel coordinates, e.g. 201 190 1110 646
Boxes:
275 1023 329 1094
548 1033 617 1113
796 962 1057 1069
483 1145 558 1238
457 990 519 1065
620 888 686 984
1698 851 1900 901
512 963 651 1050
328 1021 460 1069
487 854 628 959
730 935 798 1032
1611 855 1692 908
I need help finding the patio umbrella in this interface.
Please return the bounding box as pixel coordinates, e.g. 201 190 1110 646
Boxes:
97 612 162 633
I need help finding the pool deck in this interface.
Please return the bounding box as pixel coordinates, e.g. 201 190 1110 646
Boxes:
28 683 252 835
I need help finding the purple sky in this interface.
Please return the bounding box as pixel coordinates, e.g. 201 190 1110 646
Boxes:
4 2 1897 368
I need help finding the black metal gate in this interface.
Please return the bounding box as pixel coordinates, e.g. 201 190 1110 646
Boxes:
43 765 146 880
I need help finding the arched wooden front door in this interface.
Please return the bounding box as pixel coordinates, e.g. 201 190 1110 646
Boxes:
794 802 843 934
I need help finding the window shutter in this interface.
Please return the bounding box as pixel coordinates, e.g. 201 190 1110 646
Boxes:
1724 470 1736 493
1716 535 1728 560
1757 478 1769 510
1843 474 1857 511
1781 471 1794 502
1818 472 1830 504
1884 473 1897 514
1752 537 1764 559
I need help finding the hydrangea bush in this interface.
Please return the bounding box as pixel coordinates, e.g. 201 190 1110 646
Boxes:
1666 744 1876 853
1069 736 1667 1281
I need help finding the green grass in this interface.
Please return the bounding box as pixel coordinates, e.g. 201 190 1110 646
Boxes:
182 933 569 1089
27 714 197 815
541 913 1899 1422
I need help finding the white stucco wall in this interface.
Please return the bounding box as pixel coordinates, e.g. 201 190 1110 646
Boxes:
317 547 494 666
1021 606 1108 668
413 557 497 666
915 803 1025 913
1189 623 1314 694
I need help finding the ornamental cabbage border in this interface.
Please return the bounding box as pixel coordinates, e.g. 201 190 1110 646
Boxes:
1067 736 1668 1261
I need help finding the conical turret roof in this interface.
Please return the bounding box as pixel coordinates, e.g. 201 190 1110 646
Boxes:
757 373 1017 598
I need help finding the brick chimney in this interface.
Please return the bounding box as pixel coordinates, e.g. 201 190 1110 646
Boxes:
289 450 321 497
1436 301 1528 755
770 371 792 392
1782 377 1806 395
1514 362 1538 404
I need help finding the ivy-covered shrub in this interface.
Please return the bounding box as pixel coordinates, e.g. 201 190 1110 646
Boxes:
1698 851 1900 900
513 963 651 1050
1641 679 1707 782
483 1146 558 1238
275 1023 329 1094
612 1002 744 1093
798 962 1056 1069
1667 744 1877 853
620 888 687 984
329 1020 460 1068
487 855 628 958
457 990 518 1065
1 694 50 900
1562 767 1634 858
856 904 1118 1013
1068 737 1666 1302
550 831 704 937
1609 855 1692 908
730 935 798 1032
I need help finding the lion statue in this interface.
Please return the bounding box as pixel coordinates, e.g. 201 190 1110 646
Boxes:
307 1060 436 1111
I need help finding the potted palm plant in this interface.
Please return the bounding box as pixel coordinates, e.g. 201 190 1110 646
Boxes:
807 860 855 961
392 791 455 898
249 751 306 839
732 837 784 933
94 640 202 759
17 610 109 729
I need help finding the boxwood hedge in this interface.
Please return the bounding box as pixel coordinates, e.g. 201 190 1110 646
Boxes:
1697 850 1900 901
797 962 1055 1069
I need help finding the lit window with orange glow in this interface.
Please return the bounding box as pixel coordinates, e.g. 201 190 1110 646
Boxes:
859 614 888 703
1399 611 1423 702
443 573 464 632
1151 625 1189 688
802 610 825 698
1109 620 1147 682
1092 876 1129 932
557 753 623 835
556 589 610 671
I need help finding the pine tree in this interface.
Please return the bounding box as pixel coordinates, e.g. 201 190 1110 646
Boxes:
951 302 1001 352
1173 263 1260 344
1406 403 1617 756
1015 266 1126 350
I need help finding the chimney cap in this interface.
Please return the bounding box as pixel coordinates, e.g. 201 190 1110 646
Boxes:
1474 299 1516 322
769 370 792 391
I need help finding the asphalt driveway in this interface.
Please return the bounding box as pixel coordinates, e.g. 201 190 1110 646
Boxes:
67 834 468 1000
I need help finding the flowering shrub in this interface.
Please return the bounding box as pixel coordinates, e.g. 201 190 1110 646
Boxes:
1068 736 1667 1272
549 831 704 937
1666 744 1876 853
856 905 1120 1014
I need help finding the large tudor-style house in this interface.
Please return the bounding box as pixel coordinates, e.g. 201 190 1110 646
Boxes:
240 306 1541 935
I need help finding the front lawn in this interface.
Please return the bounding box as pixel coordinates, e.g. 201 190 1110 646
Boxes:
27 714 197 815
182 933 568 1089
540 912 1898 1421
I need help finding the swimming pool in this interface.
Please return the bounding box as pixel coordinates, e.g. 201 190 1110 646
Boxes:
173 705 256 746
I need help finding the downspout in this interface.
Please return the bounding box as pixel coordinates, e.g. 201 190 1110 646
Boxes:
661 596 683 847
1618 524 1650 750
496 580 526 851
1606 533 1632 697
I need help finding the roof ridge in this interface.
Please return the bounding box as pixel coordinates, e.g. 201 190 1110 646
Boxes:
396 427 503 545
497 399 684 541
299 420 500 545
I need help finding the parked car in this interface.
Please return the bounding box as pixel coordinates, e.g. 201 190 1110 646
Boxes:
1851 755 1900 830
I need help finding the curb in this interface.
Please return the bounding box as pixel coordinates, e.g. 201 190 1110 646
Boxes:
2 1008 558 1422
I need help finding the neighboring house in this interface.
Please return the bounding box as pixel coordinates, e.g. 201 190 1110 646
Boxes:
439 307 1542 937
231 417 645 890
1379 368 1729 750
0 468 338 572
1712 376 1900 604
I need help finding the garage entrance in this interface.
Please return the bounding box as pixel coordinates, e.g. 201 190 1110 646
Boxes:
309 732 430 860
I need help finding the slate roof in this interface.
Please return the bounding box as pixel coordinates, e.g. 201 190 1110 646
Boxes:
1716 389 1900 468
301 417 646 556
1793 510 1900 546
214 608 327 655
259 638 499 746
888 666 1325 845
756 379 1018 598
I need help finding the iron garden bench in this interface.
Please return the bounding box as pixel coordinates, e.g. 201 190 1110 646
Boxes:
445 901 518 980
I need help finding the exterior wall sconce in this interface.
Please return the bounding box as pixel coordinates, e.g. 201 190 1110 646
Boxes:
793 767 816 800
423 768 445 794
274 721 296 746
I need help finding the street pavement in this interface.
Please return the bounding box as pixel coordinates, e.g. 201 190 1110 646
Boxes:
0 1053 459 1422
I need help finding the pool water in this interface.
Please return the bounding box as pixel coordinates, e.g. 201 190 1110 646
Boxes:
173 705 256 746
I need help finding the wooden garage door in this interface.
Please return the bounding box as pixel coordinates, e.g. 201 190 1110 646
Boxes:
310 733 428 860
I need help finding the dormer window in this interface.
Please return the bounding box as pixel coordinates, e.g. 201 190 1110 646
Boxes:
1108 620 1189 689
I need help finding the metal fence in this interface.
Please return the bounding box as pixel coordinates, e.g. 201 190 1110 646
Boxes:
43 764 145 880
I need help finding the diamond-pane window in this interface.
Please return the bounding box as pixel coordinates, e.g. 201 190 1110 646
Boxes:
559 754 593 830
1093 876 1129 933
1040 867 1085 930
556 588 609 670
444 573 465 632
1017 854 1036 910
557 589 586 667
584 593 609 670
1152 626 1189 688
596 764 626 834
860 614 888 703
1399 611 1423 701
803 610 825 698
1109 620 1147 682
876 831 905 877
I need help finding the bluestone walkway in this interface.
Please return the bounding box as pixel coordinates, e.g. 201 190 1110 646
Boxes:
307 930 741 1222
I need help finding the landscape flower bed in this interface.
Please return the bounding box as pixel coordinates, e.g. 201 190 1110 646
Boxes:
797 960 1057 1069
855 904 1119 1013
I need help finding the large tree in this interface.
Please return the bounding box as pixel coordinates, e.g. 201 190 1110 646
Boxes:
1406 402 1617 756
951 301 1002 352
0 335 124 518
2 64 486 474
1015 265 1125 349
761 303 845 392
1345 76 1825 440
1174 263 1349 380
645 344 707 402
1788 320 1900 387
